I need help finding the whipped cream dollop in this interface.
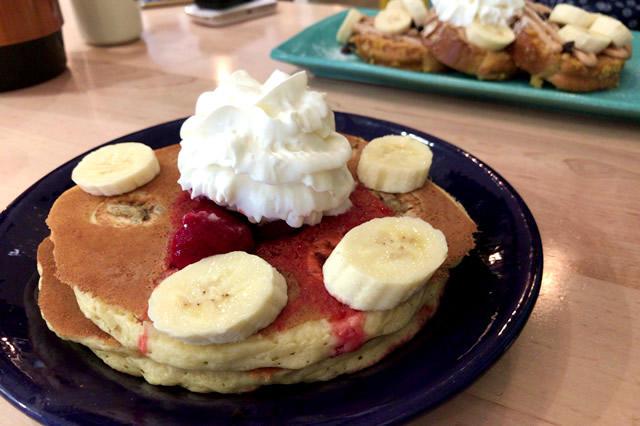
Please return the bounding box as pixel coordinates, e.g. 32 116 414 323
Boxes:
178 70 355 228
431 0 525 27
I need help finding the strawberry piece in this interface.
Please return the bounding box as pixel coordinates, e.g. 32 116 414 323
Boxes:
169 205 254 270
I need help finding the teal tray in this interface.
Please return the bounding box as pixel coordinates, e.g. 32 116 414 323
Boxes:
271 9 640 121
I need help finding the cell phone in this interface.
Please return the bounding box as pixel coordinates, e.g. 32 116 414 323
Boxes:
184 0 277 27
193 0 247 9
140 0 193 9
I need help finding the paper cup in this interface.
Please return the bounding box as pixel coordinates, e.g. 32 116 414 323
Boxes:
70 0 142 46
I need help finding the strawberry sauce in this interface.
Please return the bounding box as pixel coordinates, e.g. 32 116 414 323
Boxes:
137 325 149 355
255 185 393 332
167 192 254 270
331 313 367 356
165 184 394 354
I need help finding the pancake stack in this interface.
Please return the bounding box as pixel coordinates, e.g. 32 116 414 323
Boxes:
38 135 477 393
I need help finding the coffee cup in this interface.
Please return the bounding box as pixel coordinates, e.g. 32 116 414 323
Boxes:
70 0 143 46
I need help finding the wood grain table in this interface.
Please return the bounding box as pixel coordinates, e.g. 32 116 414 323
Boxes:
1 0 638 424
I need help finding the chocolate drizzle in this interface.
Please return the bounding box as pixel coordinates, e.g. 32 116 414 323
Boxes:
537 11 550 20
561 41 575 53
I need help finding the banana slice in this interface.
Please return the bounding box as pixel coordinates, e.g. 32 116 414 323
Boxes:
72 142 160 196
558 24 610 54
374 9 412 34
148 251 288 345
336 9 365 44
357 134 433 194
400 0 428 26
385 0 408 13
549 4 597 28
323 216 448 311
465 20 515 51
589 15 633 47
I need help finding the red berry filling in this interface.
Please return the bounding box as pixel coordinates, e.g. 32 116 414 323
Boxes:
250 219 302 240
169 203 254 270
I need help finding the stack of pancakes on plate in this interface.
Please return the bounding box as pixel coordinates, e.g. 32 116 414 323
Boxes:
38 135 477 393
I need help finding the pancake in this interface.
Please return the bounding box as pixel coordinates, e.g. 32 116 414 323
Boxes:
38 235 448 393
37 237 131 355
347 135 476 269
65 178 474 372
46 145 183 321
41 134 477 389
92 285 442 393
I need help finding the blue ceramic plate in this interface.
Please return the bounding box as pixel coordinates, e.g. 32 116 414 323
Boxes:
0 113 542 425
271 10 640 121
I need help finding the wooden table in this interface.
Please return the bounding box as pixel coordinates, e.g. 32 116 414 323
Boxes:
1 0 639 424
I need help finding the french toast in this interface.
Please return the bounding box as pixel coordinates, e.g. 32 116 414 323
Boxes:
510 1 631 92
350 16 446 72
421 9 520 81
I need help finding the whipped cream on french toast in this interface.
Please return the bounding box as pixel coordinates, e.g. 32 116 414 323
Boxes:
431 0 525 27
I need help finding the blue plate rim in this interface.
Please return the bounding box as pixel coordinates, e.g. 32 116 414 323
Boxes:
0 112 543 425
